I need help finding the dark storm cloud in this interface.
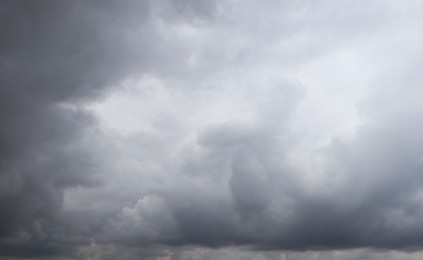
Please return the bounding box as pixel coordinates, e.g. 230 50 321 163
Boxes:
3 0 423 259
0 0 218 257
0 0 121 256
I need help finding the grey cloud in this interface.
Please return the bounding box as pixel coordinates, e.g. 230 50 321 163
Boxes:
3 0 423 259
0 0 217 258
127 91 423 251
97 8 423 255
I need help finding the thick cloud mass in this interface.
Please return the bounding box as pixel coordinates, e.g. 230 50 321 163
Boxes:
2 0 423 259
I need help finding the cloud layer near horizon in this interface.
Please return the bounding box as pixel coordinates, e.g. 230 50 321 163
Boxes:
2 0 423 259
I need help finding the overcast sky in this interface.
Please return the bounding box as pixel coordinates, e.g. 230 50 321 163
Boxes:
2 0 423 259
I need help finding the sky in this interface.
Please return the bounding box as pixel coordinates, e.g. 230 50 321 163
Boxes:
2 0 423 259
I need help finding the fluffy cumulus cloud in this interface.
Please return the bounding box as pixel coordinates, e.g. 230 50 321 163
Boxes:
2 0 423 259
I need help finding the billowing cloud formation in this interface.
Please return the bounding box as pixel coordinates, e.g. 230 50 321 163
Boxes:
2 0 423 259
